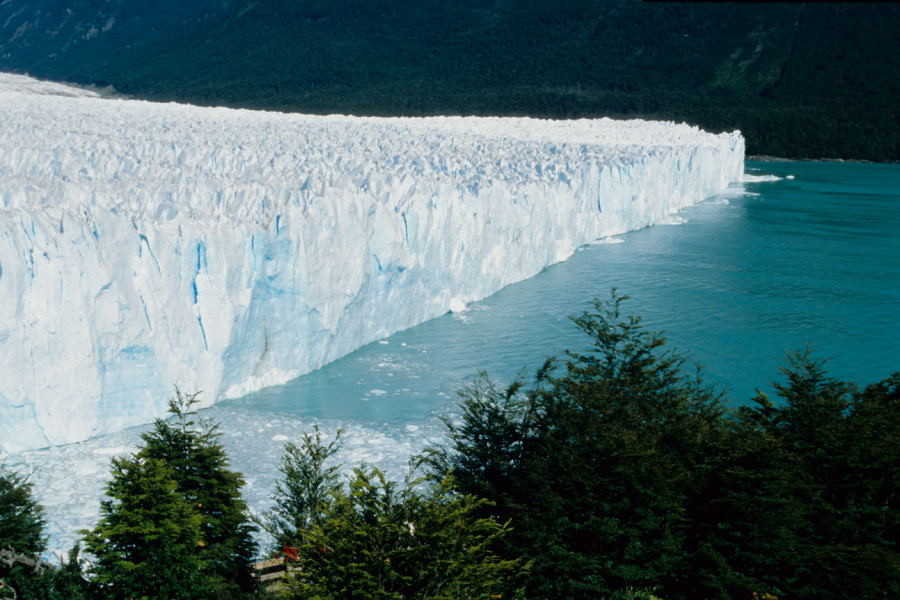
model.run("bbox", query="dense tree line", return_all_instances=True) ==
[433,291,899,599]
[1,292,897,598]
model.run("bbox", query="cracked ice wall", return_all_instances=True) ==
[0,73,744,451]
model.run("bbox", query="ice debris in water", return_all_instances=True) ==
[8,406,445,556]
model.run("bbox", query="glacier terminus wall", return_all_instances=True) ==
[0,73,744,452]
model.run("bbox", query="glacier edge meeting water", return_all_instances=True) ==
[0,72,744,452]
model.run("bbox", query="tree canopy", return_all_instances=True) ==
[0,467,46,556]
[137,390,258,594]
[434,291,899,599]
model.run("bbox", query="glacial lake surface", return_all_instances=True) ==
[8,160,900,555]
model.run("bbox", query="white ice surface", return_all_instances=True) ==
[0,71,744,452]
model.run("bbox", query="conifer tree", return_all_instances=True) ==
[676,413,808,599]
[758,361,900,599]
[1,466,47,599]
[1,468,91,599]
[436,291,726,599]
[844,373,899,548]
[284,464,526,600]
[137,390,258,594]
[82,456,210,600]
[0,466,46,555]
[263,425,344,549]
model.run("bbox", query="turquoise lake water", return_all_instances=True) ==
[12,160,900,553]
[226,160,900,420]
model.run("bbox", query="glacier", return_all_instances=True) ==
[0,72,744,453]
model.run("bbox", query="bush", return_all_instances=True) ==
[267,430,527,599]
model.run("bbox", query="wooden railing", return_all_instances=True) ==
[252,556,301,591]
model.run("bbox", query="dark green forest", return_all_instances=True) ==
[0,0,897,161]
[2,294,898,599]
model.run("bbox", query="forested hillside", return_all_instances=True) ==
[0,0,896,160]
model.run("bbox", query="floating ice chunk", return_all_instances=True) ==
[452,311,473,324]
[448,298,468,313]
[593,236,625,244]
[658,215,688,225]
[741,173,782,182]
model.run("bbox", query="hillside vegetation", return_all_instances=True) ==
[0,0,896,161]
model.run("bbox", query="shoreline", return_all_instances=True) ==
[748,154,897,165]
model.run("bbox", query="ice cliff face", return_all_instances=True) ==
[0,72,744,452]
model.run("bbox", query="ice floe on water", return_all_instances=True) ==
[658,214,689,226]
[593,236,626,244]
[741,173,783,183]
[5,406,445,557]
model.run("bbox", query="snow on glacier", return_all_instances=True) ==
[0,72,744,453]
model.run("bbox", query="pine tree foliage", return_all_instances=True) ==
[0,549,91,600]
[0,469,92,599]
[264,425,344,549]
[677,415,807,599]
[435,291,899,599]
[82,455,210,600]
[844,374,900,548]
[436,291,727,598]
[137,389,258,594]
[0,466,46,556]
[0,467,48,599]
[284,465,527,600]
[742,358,900,599]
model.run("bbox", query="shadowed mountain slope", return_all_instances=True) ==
[1,0,896,160]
